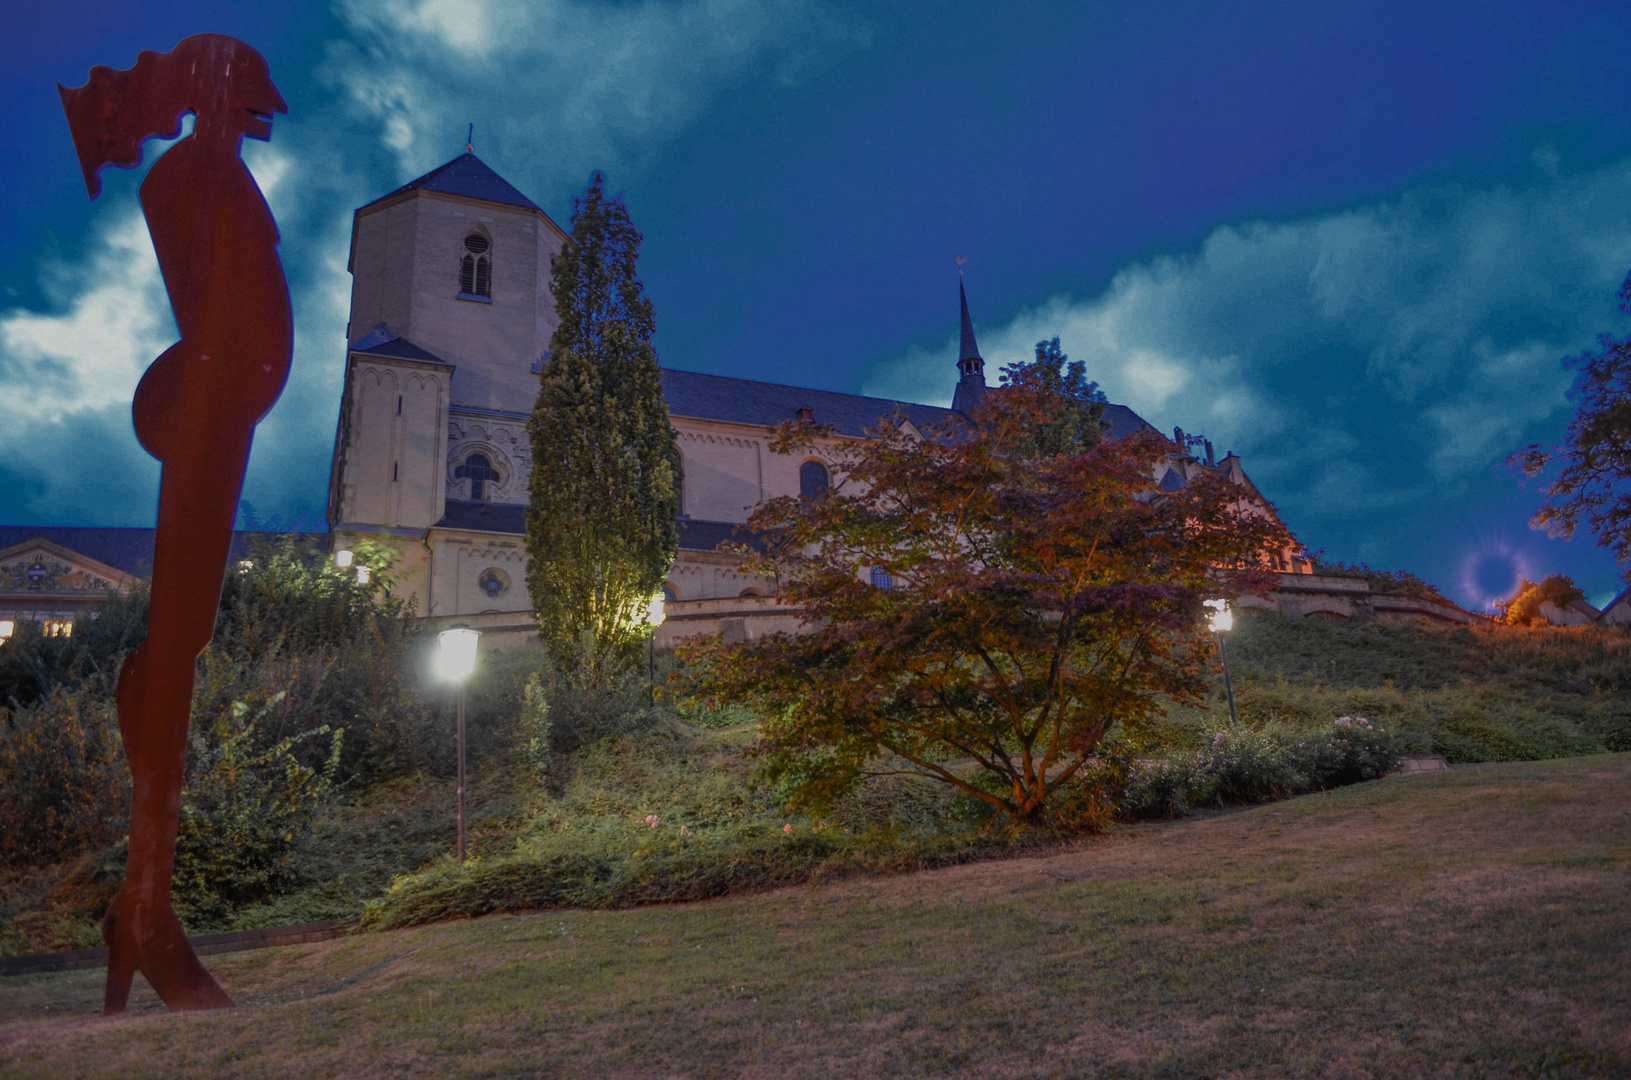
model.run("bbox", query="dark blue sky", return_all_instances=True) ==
[5,0,1631,610]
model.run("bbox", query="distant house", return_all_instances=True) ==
[0,527,319,640]
[1597,587,1631,628]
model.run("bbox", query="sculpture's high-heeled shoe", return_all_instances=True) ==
[102,889,232,1014]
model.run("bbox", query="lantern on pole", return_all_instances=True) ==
[437,624,481,862]
[643,594,667,706]
[1204,599,1238,727]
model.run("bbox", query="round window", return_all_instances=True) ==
[478,567,510,597]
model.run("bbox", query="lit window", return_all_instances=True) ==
[43,619,73,638]
[455,453,501,501]
[0,619,14,642]
[459,234,491,298]
[870,567,893,590]
[800,460,829,500]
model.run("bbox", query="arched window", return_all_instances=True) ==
[739,588,763,597]
[454,453,501,501]
[870,566,893,590]
[799,460,829,500]
[459,234,491,298]
[662,584,678,602]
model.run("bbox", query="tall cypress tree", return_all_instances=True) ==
[526,173,681,684]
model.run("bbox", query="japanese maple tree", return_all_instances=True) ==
[682,357,1291,825]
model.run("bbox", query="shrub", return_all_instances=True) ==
[1114,718,1400,819]
[0,683,128,867]
[520,673,552,782]
[173,687,343,927]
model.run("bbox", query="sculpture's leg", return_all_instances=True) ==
[103,644,233,1013]
[103,430,248,1014]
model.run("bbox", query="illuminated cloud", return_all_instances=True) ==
[324,0,873,187]
[867,156,1631,537]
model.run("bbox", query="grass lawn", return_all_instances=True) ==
[1,754,1627,1079]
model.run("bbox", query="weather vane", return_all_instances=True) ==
[467,122,474,153]
[59,33,292,1015]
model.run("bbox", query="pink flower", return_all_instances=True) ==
[679,825,691,836]
[783,824,794,834]
[1212,732,1228,748]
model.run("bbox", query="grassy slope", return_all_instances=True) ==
[2,754,1627,1079]
[1150,613,1631,759]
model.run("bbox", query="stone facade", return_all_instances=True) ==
[324,153,1318,650]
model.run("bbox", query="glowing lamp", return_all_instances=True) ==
[437,624,480,682]
[356,565,371,585]
[334,549,354,569]
[0,619,14,642]
[644,594,667,627]
[1204,598,1233,633]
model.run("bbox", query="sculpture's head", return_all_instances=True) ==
[59,34,287,198]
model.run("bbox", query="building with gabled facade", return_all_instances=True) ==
[323,153,1320,648]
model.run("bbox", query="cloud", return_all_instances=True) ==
[1,0,865,528]
[323,0,872,188]
[0,213,173,425]
[866,157,1631,547]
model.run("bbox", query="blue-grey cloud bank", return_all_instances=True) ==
[5,0,1631,613]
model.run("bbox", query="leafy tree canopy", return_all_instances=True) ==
[1501,574,1588,627]
[1001,336,1109,459]
[527,173,681,685]
[1511,272,1631,578]
[682,353,1291,824]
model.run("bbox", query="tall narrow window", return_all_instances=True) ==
[459,234,491,298]
[455,453,500,501]
[799,460,829,500]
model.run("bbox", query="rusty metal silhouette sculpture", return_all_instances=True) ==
[59,35,291,1014]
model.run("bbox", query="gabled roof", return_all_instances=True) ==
[0,537,135,590]
[0,528,324,578]
[360,153,544,214]
[350,324,447,365]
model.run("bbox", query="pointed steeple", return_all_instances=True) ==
[952,277,987,414]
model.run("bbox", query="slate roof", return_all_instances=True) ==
[662,369,957,438]
[360,153,544,214]
[349,324,447,364]
[677,519,768,554]
[0,528,325,578]
[661,368,1156,441]
[432,502,765,554]
[958,280,983,363]
[436,500,525,535]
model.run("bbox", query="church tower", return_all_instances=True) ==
[951,278,987,414]
[327,153,570,617]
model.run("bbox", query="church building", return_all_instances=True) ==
[324,154,1311,648]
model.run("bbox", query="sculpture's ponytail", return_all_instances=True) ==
[58,35,273,198]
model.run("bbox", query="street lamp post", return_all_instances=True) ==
[643,595,667,706]
[1204,598,1238,728]
[437,624,481,862]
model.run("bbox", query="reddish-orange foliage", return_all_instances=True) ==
[682,365,1291,824]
